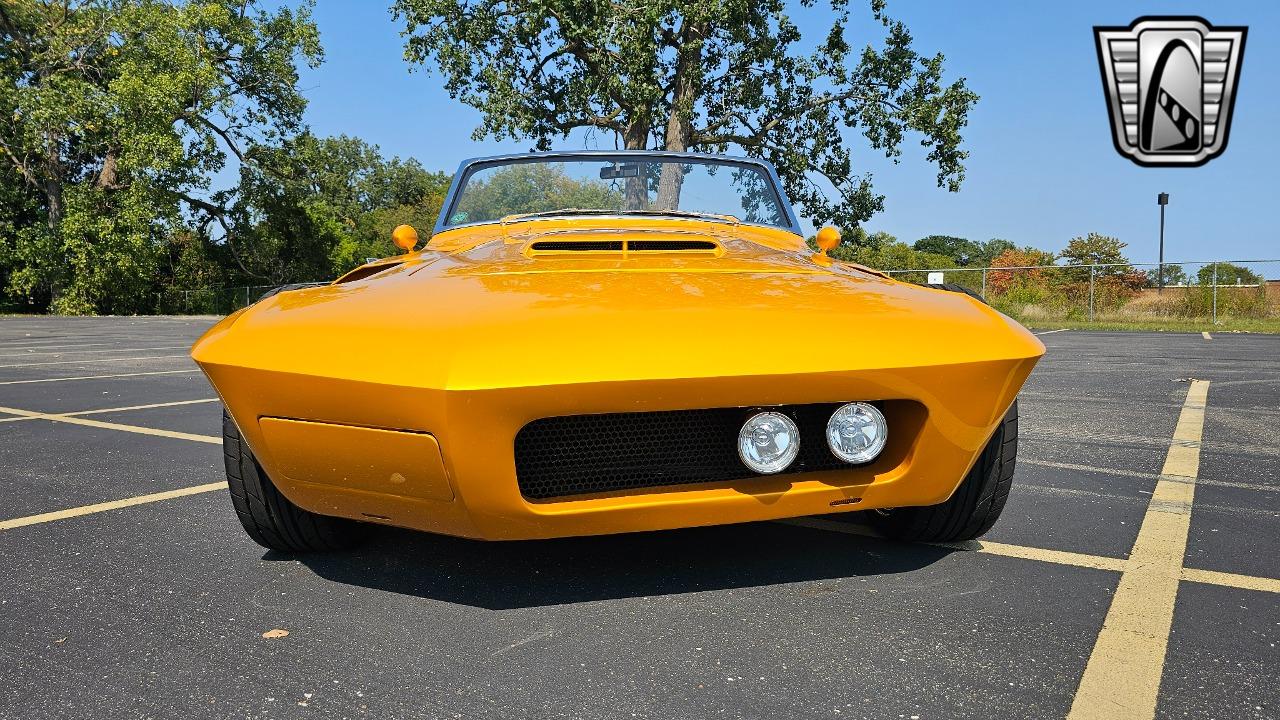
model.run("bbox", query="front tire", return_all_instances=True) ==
[223,410,364,552]
[867,400,1018,542]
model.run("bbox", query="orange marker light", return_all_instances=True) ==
[392,225,419,253]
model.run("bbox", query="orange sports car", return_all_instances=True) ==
[191,151,1044,552]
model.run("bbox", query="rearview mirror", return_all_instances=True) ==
[600,163,641,180]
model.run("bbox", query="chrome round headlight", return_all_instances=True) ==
[737,411,800,474]
[826,402,888,464]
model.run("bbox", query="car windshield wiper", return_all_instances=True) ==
[615,209,741,224]
[501,208,741,224]
[500,209,616,222]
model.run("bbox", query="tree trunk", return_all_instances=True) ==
[622,118,649,210]
[44,131,63,230]
[96,150,119,190]
[654,28,702,211]
[45,177,63,230]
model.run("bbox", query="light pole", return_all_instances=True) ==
[1157,192,1169,293]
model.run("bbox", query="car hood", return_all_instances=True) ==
[192,221,1044,391]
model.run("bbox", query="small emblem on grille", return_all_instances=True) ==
[1094,16,1247,166]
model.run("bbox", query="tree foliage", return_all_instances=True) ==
[1058,232,1146,291]
[912,235,972,264]
[1198,262,1263,287]
[230,133,450,283]
[972,238,1014,267]
[450,163,622,225]
[818,230,952,271]
[908,235,1017,268]
[985,246,1056,295]
[1059,232,1131,274]
[0,0,321,312]
[1150,263,1187,287]
[393,0,978,232]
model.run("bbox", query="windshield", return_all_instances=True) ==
[443,156,793,231]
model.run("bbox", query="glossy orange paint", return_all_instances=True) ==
[191,216,1044,540]
[815,226,841,253]
[391,224,419,253]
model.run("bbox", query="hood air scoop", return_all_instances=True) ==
[524,230,721,257]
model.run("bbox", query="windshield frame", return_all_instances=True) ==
[433,151,802,236]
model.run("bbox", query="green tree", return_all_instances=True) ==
[0,160,44,310]
[819,230,952,271]
[1059,232,1133,278]
[393,0,978,230]
[1197,262,1263,287]
[1150,263,1188,287]
[450,163,622,226]
[973,238,1015,267]
[156,228,228,312]
[913,235,976,265]
[231,133,451,283]
[0,0,321,312]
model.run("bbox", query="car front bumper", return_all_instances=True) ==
[203,356,1037,541]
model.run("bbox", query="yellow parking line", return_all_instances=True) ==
[0,354,189,368]
[0,369,201,385]
[0,482,227,531]
[0,398,218,423]
[781,517,1132,573]
[0,404,220,444]
[955,540,1130,573]
[2,434,1276,603]
[1067,380,1209,720]
[1180,567,1280,594]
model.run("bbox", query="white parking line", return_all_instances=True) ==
[1202,331,1212,340]
[1033,328,1068,336]
[0,369,201,385]
[0,344,191,358]
[0,341,126,351]
[0,354,190,369]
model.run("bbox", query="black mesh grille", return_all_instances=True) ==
[529,239,716,252]
[530,240,624,251]
[627,240,717,251]
[514,403,858,500]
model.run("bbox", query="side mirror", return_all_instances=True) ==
[392,224,419,254]
[815,226,841,255]
[811,226,841,267]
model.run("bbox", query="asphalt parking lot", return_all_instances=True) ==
[0,317,1276,720]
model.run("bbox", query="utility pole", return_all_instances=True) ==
[1157,192,1169,293]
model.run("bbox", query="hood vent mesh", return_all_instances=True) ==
[530,240,623,252]
[629,240,717,251]
[528,239,718,253]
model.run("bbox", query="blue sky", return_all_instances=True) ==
[293,1,1277,264]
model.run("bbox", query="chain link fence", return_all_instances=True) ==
[882,259,1279,327]
[151,283,328,315]
[152,260,1279,329]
